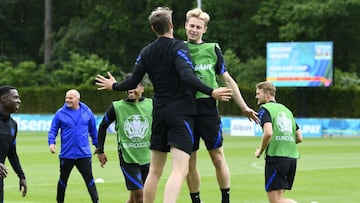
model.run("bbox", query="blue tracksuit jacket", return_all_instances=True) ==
[48,102,98,159]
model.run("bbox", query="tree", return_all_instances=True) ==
[0,61,47,86]
[224,50,266,88]
[253,0,360,73]
[1,0,359,88]
[0,0,45,63]
[200,0,263,60]
[44,0,52,67]
[334,68,360,89]
[51,0,194,73]
[51,52,122,86]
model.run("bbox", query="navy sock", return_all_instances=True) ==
[221,188,230,203]
[190,192,201,203]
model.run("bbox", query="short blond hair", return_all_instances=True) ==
[148,7,173,35]
[256,81,276,97]
[186,8,210,26]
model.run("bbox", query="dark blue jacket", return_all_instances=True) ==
[0,113,25,179]
[48,102,98,159]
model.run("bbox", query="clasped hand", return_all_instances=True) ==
[212,87,233,101]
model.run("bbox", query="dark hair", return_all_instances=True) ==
[148,7,172,35]
[0,85,16,96]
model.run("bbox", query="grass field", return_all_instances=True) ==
[3,132,360,203]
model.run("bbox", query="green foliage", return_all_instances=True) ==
[0,0,44,62]
[0,53,124,88]
[51,19,95,66]
[2,0,359,75]
[253,0,355,40]
[252,0,360,72]
[201,0,263,60]
[334,68,360,89]
[17,85,154,114]
[51,52,123,86]
[1,0,360,118]
[51,0,194,72]
[0,61,47,86]
[15,84,360,118]
[224,49,266,88]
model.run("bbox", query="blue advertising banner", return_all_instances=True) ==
[266,41,333,87]
[12,114,111,132]
[11,114,360,137]
[321,118,360,137]
[263,118,359,137]
[296,118,322,137]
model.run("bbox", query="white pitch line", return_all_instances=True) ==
[251,161,264,170]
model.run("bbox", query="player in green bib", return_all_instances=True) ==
[96,74,152,203]
[255,81,303,203]
[184,8,260,203]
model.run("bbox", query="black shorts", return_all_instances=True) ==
[264,157,297,191]
[150,115,194,155]
[119,152,149,191]
[193,115,223,151]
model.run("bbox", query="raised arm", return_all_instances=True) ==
[95,72,117,90]
[221,72,259,123]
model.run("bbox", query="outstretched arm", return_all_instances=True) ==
[211,87,233,101]
[95,72,117,90]
[96,69,144,91]
[221,72,259,123]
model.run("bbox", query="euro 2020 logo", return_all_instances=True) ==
[275,112,292,134]
[124,114,149,142]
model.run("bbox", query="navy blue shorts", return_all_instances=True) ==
[118,151,149,190]
[193,115,223,151]
[120,163,149,190]
[150,115,194,155]
[265,157,297,191]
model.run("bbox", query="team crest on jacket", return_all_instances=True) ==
[124,114,149,141]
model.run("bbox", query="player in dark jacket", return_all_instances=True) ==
[0,85,27,202]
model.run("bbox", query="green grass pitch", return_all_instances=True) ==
[3,132,360,203]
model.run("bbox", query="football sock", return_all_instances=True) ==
[221,188,230,203]
[190,192,201,203]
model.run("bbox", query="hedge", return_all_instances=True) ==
[17,85,360,118]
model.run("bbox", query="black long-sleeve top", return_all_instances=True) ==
[0,113,25,179]
[112,37,213,116]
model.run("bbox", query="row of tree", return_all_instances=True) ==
[0,0,359,88]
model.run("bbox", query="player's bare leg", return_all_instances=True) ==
[163,147,190,203]
[209,147,230,203]
[267,190,297,203]
[143,150,166,203]
[187,151,201,203]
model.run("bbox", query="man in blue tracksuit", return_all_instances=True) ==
[48,89,99,203]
